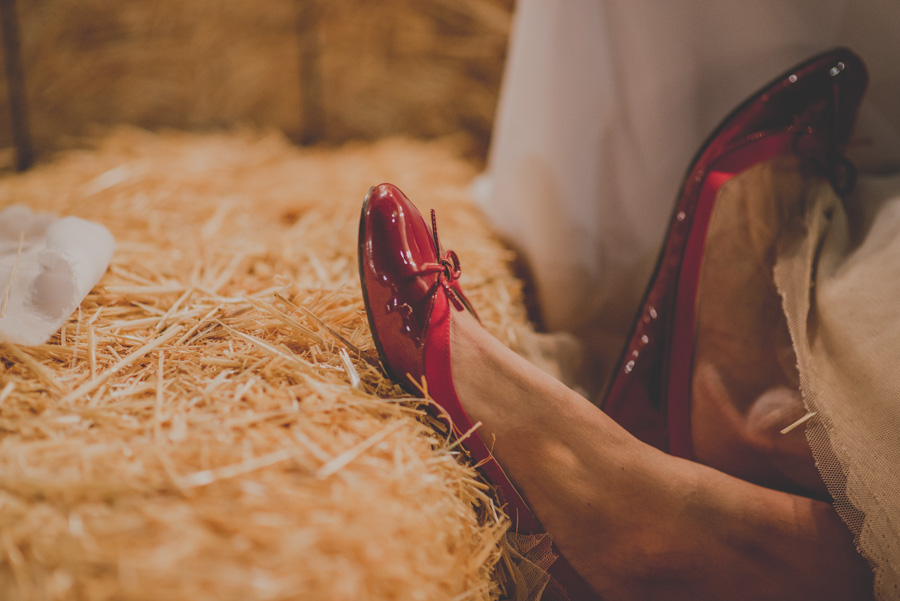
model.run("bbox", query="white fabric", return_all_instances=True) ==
[0,205,114,345]
[478,0,900,368]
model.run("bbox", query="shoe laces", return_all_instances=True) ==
[410,209,465,312]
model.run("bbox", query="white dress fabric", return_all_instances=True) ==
[478,0,900,380]
[478,1,900,598]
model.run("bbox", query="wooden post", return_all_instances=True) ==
[0,0,34,171]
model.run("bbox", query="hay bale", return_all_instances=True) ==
[0,127,549,600]
[0,0,512,163]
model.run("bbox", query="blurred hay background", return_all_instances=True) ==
[0,0,513,165]
[0,2,560,599]
[0,127,573,600]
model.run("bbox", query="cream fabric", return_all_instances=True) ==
[774,169,900,600]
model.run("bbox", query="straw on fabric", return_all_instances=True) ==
[0,127,549,601]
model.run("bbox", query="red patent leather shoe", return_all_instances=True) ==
[601,48,868,459]
[358,184,597,601]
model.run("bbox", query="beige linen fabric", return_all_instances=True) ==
[774,168,900,599]
[717,158,900,599]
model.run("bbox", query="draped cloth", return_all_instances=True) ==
[774,168,900,599]
[477,1,900,598]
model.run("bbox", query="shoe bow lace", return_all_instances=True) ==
[411,209,466,312]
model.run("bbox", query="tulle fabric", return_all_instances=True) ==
[773,167,900,601]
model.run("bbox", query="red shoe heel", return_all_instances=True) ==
[601,47,868,459]
[359,184,597,601]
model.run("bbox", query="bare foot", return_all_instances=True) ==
[448,309,872,601]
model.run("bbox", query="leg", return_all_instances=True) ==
[450,310,873,601]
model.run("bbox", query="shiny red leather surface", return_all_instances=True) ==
[359,183,442,388]
[601,47,868,459]
[359,184,545,531]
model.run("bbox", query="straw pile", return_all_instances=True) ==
[0,127,555,600]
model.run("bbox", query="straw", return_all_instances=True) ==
[0,127,554,601]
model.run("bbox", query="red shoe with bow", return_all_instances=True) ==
[358,184,597,600]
